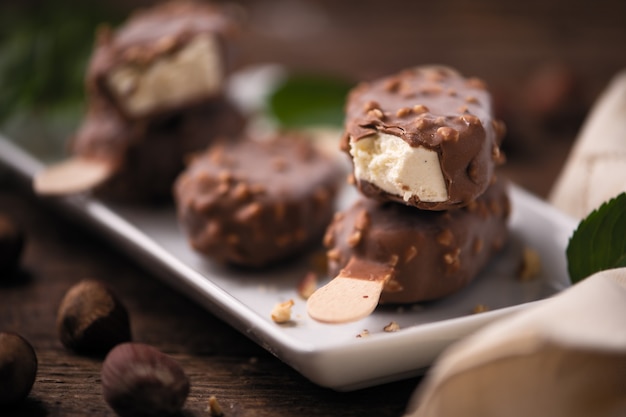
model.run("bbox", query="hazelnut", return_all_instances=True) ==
[57,280,131,355]
[101,342,190,417]
[0,214,25,280]
[0,332,38,405]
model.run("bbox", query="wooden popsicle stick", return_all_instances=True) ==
[307,257,393,324]
[33,157,114,196]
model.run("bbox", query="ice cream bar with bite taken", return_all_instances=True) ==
[341,65,506,211]
[307,177,510,324]
[87,1,240,120]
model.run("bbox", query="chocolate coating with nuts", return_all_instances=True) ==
[87,1,239,119]
[69,97,244,201]
[174,134,343,267]
[324,178,510,303]
[342,65,506,210]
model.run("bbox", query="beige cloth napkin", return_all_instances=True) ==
[549,70,626,218]
[404,268,626,417]
[404,70,626,417]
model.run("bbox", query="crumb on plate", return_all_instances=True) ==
[271,299,294,323]
[383,321,400,332]
[519,247,542,280]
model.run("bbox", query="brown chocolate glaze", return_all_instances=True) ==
[87,1,240,119]
[174,134,344,268]
[341,65,506,210]
[324,177,510,304]
[70,97,244,202]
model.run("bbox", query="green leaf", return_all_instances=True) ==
[566,192,626,283]
[0,3,122,125]
[268,74,354,128]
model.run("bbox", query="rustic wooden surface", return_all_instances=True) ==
[1,0,626,416]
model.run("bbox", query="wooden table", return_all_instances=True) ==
[1,0,625,416]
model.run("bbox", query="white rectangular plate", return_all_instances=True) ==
[0,135,577,391]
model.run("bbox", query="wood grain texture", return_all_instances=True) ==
[1,0,625,415]
[0,180,420,417]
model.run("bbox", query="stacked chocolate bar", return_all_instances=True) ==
[308,66,511,323]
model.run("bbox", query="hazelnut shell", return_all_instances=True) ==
[101,342,190,417]
[57,280,131,355]
[0,332,38,405]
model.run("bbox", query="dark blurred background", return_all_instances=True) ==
[1,0,625,193]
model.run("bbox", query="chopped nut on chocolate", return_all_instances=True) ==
[271,300,294,324]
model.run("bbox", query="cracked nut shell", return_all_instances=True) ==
[57,280,131,355]
[0,332,38,405]
[101,342,190,417]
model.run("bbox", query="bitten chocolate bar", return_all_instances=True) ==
[341,65,506,211]
[87,1,240,120]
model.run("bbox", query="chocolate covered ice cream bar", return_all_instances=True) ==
[307,178,510,323]
[67,96,244,201]
[341,66,506,210]
[174,134,343,267]
[87,1,240,120]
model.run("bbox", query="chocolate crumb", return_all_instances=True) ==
[519,247,541,280]
[356,329,370,338]
[207,395,224,417]
[383,321,400,332]
[271,300,294,323]
[472,304,489,314]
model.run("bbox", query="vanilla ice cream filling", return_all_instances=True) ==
[350,133,448,202]
[107,34,222,117]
